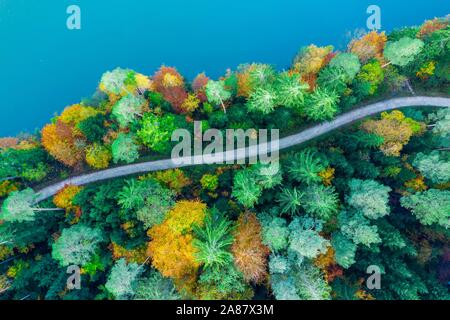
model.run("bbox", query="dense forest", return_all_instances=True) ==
[0,17,449,300]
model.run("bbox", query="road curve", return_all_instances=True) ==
[35,96,450,202]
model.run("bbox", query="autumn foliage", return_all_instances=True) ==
[53,185,83,211]
[416,61,436,80]
[293,45,334,75]
[236,64,256,98]
[349,31,387,63]
[41,120,84,167]
[231,213,270,283]
[59,104,99,129]
[0,137,19,149]
[111,242,148,264]
[318,167,335,186]
[147,200,206,280]
[292,45,335,90]
[145,169,192,194]
[0,180,18,198]
[417,18,448,39]
[152,66,189,113]
[85,143,112,169]
[192,73,209,102]
[53,185,83,221]
[314,247,343,282]
[361,110,424,157]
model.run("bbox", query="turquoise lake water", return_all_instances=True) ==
[0,0,447,136]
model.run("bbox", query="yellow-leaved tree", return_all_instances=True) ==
[147,200,206,281]
[361,110,424,157]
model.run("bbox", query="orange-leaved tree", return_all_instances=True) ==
[314,247,343,282]
[417,18,448,39]
[143,169,191,194]
[152,66,188,113]
[53,185,83,212]
[53,184,83,222]
[192,72,209,102]
[361,110,425,157]
[292,45,335,90]
[110,242,149,264]
[0,138,19,149]
[231,212,270,283]
[349,31,387,63]
[41,120,85,168]
[147,200,207,280]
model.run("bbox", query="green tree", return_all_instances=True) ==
[304,88,339,121]
[400,189,450,228]
[288,217,330,259]
[205,80,232,113]
[317,66,348,95]
[137,113,177,153]
[246,87,278,115]
[20,163,48,182]
[294,264,332,300]
[268,255,291,274]
[52,224,103,267]
[259,213,289,252]
[346,179,391,219]
[253,162,283,189]
[329,53,361,81]
[428,108,450,148]
[301,184,339,221]
[271,263,331,300]
[232,169,262,208]
[197,263,251,300]
[0,147,49,182]
[112,133,140,164]
[384,37,424,67]
[376,219,407,250]
[277,188,303,216]
[136,183,175,229]
[331,232,356,269]
[428,108,450,138]
[100,68,134,95]
[77,114,107,143]
[117,179,147,210]
[105,258,142,299]
[286,149,326,185]
[117,179,175,229]
[134,270,180,300]
[270,275,300,300]
[248,64,276,89]
[275,73,309,110]
[0,209,62,249]
[200,174,219,192]
[412,151,450,184]
[338,210,381,247]
[193,210,235,269]
[112,94,145,128]
[0,188,61,222]
[356,60,384,95]
[347,131,385,150]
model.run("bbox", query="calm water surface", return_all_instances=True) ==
[0,0,447,136]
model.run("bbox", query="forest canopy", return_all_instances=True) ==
[0,17,449,301]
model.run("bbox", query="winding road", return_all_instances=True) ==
[34,96,450,203]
